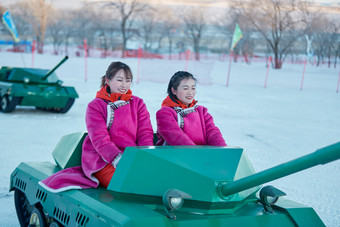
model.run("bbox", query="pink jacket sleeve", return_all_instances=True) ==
[136,98,154,146]
[156,107,196,145]
[85,99,121,163]
[202,107,227,146]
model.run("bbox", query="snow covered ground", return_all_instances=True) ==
[0,52,339,226]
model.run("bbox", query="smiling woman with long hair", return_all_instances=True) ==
[40,62,154,192]
[156,71,226,146]
[82,61,154,188]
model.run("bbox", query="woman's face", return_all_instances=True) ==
[106,69,131,94]
[172,78,196,106]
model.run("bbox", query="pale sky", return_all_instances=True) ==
[1,0,339,9]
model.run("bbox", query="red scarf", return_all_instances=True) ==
[96,85,132,102]
[161,95,197,109]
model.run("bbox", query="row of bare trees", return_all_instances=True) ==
[1,0,339,68]
[218,0,340,68]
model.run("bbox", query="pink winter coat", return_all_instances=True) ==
[156,106,226,146]
[39,96,153,192]
[82,96,154,181]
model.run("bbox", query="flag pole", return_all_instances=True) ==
[336,69,340,93]
[264,56,272,88]
[31,39,36,68]
[185,49,190,71]
[84,38,88,82]
[226,51,233,87]
[300,58,307,91]
[136,45,141,84]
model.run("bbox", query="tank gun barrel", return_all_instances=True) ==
[219,141,340,197]
[42,56,68,80]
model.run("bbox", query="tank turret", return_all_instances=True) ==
[0,56,78,113]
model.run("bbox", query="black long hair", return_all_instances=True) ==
[100,61,133,88]
[167,71,197,102]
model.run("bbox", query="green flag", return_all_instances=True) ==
[230,23,242,51]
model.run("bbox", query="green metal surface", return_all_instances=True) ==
[6,68,59,83]
[10,161,324,226]
[109,146,260,206]
[52,132,87,169]
[9,83,77,107]
[275,199,325,226]
[0,81,12,96]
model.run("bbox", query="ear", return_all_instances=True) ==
[105,78,109,84]
[171,87,176,95]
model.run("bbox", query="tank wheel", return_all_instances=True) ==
[28,207,47,227]
[0,95,21,113]
[49,221,62,227]
[14,189,34,226]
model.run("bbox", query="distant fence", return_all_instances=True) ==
[0,40,32,52]
[2,42,338,67]
[1,46,339,92]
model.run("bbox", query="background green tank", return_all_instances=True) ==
[0,56,78,113]
[9,132,340,226]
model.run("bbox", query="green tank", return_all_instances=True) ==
[0,56,78,113]
[9,132,340,226]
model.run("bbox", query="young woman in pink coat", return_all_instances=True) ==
[82,61,154,188]
[40,62,153,192]
[156,71,226,146]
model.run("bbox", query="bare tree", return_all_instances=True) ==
[324,18,340,68]
[0,3,6,15]
[17,0,54,54]
[215,7,238,49]
[300,3,340,67]
[103,19,121,53]
[215,7,256,63]
[183,7,207,61]
[335,42,340,68]
[301,9,340,67]
[60,10,78,56]
[161,22,178,58]
[8,8,33,43]
[312,18,340,67]
[47,10,67,55]
[139,7,157,52]
[78,5,121,56]
[154,6,181,58]
[235,0,307,69]
[71,6,101,56]
[102,0,147,58]
[89,8,118,57]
